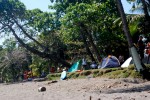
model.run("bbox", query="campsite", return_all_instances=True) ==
[1,0,150,100]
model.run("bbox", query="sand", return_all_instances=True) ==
[0,78,150,100]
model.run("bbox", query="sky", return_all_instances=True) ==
[20,0,53,12]
[19,0,134,14]
[0,0,135,45]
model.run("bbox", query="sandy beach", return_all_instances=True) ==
[0,78,150,100]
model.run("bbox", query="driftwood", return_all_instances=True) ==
[33,78,47,82]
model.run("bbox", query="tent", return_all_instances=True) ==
[121,57,133,68]
[98,55,120,69]
[121,54,150,68]
[68,60,82,72]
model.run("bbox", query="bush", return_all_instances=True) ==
[82,70,92,76]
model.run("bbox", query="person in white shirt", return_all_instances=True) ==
[82,58,87,70]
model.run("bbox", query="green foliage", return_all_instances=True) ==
[0,47,32,82]
[47,73,61,80]
[130,70,141,78]
[1,0,149,80]
[25,9,58,32]
[0,0,26,18]
[30,55,50,77]
[67,72,76,78]
[81,70,92,76]
[59,1,127,58]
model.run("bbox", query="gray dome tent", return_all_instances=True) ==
[98,55,120,69]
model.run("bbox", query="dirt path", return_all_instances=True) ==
[0,78,150,100]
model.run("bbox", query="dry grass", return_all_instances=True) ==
[47,64,150,80]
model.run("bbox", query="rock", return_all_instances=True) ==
[114,97,122,100]
[107,85,111,88]
[38,87,46,92]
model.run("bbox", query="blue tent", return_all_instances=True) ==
[99,56,120,69]
[68,60,82,72]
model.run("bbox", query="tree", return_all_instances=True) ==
[116,0,145,73]
[0,48,32,82]
[127,0,150,34]
[60,1,125,62]
[0,0,71,67]
[127,0,150,18]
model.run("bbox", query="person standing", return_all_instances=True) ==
[60,69,67,80]
[118,54,124,65]
[137,35,145,61]
[82,57,87,70]
[146,42,150,63]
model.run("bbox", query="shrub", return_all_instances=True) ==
[82,70,92,76]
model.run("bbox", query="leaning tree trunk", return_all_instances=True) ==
[79,23,102,63]
[116,0,144,72]
[8,25,71,68]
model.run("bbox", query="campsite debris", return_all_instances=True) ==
[114,97,122,100]
[38,87,46,92]
[33,78,47,82]
[130,98,135,100]
[124,84,127,86]
[47,80,58,84]
[86,75,93,80]
[107,85,111,88]
[99,90,101,93]
[89,96,92,100]
[148,91,150,93]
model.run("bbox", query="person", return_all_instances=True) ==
[118,54,124,65]
[82,57,87,70]
[41,71,46,78]
[137,35,145,61]
[145,42,150,63]
[60,69,67,80]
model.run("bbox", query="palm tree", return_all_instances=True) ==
[127,0,150,18]
[127,0,150,33]
[116,0,144,72]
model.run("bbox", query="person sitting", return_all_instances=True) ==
[60,69,67,80]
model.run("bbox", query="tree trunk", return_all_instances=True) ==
[116,0,144,72]
[80,27,96,61]
[141,0,150,33]
[79,23,102,63]
[14,19,46,49]
[8,25,71,68]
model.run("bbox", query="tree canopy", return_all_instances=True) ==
[0,0,150,81]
